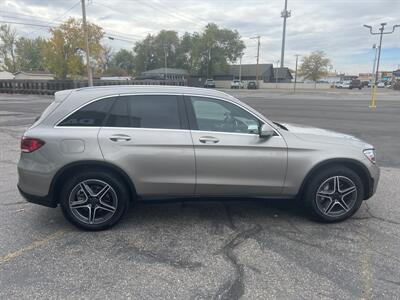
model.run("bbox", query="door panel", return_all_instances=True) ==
[185,95,287,196]
[191,131,287,196]
[99,128,195,196]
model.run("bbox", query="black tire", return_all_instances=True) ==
[60,170,130,230]
[303,166,364,222]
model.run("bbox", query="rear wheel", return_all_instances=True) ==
[303,166,364,222]
[60,170,130,230]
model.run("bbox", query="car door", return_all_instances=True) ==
[98,94,195,197]
[185,95,287,196]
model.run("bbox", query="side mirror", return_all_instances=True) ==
[259,124,275,138]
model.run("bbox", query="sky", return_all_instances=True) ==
[1,0,399,74]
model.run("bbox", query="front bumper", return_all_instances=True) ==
[365,163,380,200]
[18,185,57,208]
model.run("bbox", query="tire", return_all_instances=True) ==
[60,170,130,230]
[303,166,364,222]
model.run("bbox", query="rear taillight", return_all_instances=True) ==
[21,137,45,153]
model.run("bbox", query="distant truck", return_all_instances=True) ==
[230,79,244,89]
[204,79,216,88]
[349,79,362,90]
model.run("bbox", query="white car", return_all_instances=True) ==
[377,82,385,88]
[230,79,243,89]
[341,81,351,89]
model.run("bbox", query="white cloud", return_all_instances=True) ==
[1,0,399,74]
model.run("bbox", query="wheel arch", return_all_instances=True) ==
[297,158,373,200]
[49,160,137,204]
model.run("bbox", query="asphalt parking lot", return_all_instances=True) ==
[0,89,399,299]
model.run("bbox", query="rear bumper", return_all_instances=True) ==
[18,185,57,208]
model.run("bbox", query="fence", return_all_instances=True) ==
[0,79,187,95]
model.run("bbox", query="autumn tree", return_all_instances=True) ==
[0,25,18,73]
[42,18,104,79]
[298,50,331,82]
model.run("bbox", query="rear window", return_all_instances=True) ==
[58,97,115,127]
[105,95,181,129]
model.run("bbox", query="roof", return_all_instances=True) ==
[216,64,273,77]
[142,68,189,75]
[14,71,54,77]
[273,67,293,79]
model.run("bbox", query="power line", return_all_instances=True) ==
[0,20,51,28]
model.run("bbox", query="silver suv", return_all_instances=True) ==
[18,86,380,230]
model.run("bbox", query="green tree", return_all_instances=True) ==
[15,37,46,71]
[0,25,18,73]
[196,23,245,77]
[42,18,104,79]
[111,49,135,75]
[298,50,331,82]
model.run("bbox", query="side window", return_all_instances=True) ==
[190,97,260,134]
[105,98,131,127]
[126,95,181,129]
[58,98,114,127]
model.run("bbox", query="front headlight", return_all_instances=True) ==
[363,149,376,164]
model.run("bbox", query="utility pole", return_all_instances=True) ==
[164,44,168,82]
[294,54,299,93]
[250,36,260,87]
[239,53,243,83]
[275,60,280,88]
[280,0,291,68]
[81,0,93,87]
[364,23,399,109]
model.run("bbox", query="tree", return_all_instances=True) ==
[298,51,330,82]
[42,18,104,79]
[15,37,46,71]
[98,44,113,74]
[198,23,245,77]
[0,25,18,73]
[111,49,135,75]
[131,24,245,76]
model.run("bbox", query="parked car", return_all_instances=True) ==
[349,79,362,90]
[377,82,385,88]
[247,81,258,89]
[334,82,343,88]
[341,81,351,89]
[231,79,243,89]
[18,86,380,230]
[204,79,216,88]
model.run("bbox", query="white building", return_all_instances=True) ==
[0,71,14,79]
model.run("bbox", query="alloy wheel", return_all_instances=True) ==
[68,179,118,225]
[315,176,358,217]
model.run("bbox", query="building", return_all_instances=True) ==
[0,71,14,79]
[138,68,189,81]
[358,73,372,82]
[14,71,54,80]
[272,67,293,83]
[214,64,274,82]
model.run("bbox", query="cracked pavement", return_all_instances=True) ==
[0,90,399,299]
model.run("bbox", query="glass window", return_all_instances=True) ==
[114,95,181,129]
[105,98,131,127]
[58,98,114,127]
[190,97,260,134]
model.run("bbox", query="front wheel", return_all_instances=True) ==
[303,166,364,222]
[60,170,130,230]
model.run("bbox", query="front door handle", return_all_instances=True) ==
[109,134,131,142]
[199,136,219,144]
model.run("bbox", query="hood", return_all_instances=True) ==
[279,122,373,148]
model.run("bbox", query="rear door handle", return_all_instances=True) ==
[199,136,219,144]
[109,134,131,142]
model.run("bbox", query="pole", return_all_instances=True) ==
[275,60,279,88]
[239,54,242,83]
[370,44,378,98]
[81,0,93,87]
[164,44,168,82]
[294,54,299,93]
[256,36,260,87]
[364,22,399,109]
[280,0,291,68]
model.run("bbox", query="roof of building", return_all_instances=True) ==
[215,64,273,77]
[14,71,54,77]
[273,67,293,79]
[142,68,189,75]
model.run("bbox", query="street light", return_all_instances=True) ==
[363,22,399,109]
